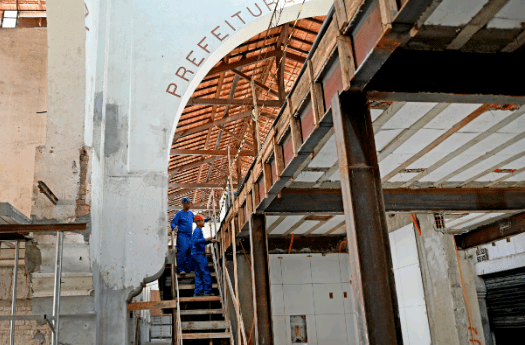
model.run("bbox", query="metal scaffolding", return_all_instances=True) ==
[0,223,86,345]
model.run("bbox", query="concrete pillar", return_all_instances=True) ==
[249,214,272,345]
[415,214,486,345]
[331,91,402,345]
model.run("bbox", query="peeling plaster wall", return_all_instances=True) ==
[0,29,47,218]
[31,0,87,222]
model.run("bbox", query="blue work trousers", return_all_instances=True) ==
[176,233,194,273]
[193,253,212,295]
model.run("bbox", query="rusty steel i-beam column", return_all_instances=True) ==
[332,92,402,345]
[249,214,272,345]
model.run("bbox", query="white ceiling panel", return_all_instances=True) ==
[450,155,515,181]
[505,171,525,182]
[370,108,384,122]
[379,153,414,177]
[375,129,404,152]
[476,172,510,182]
[327,169,340,181]
[389,173,421,182]
[496,137,525,155]
[425,103,482,130]
[452,213,505,229]
[266,216,280,229]
[445,213,480,227]
[418,154,482,182]
[295,171,325,182]
[271,215,304,235]
[331,227,346,235]
[498,113,525,134]
[463,133,517,154]
[292,220,320,235]
[460,109,515,133]
[382,102,437,130]
[393,129,445,154]
[425,0,490,26]
[309,134,337,168]
[311,215,346,235]
[487,0,525,29]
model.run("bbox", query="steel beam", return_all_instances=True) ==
[332,91,402,345]
[264,188,525,213]
[455,212,525,249]
[248,214,273,345]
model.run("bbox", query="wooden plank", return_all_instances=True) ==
[170,149,256,157]
[0,223,87,234]
[127,300,178,311]
[178,283,217,290]
[381,104,491,183]
[181,333,232,339]
[251,78,262,153]
[179,309,223,315]
[288,101,303,159]
[187,97,282,108]
[378,0,397,27]
[337,35,356,91]
[344,0,367,27]
[447,0,511,50]
[177,272,217,278]
[334,0,348,31]
[308,60,325,125]
[181,321,230,330]
[179,295,221,302]
[311,17,338,78]
[290,68,311,116]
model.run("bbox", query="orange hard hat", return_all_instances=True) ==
[194,214,205,222]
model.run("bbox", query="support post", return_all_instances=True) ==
[331,91,402,345]
[249,214,272,345]
[9,240,20,345]
[51,231,64,345]
[231,219,242,344]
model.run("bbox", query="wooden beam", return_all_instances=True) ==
[455,212,525,249]
[207,51,280,76]
[447,0,511,50]
[168,183,227,189]
[381,104,491,183]
[0,223,87,234]
[0,4,45,10]
[174,110,253,140]
[264,188,525,213]
[250,79,262,153]
[170,149,256,157]
[502,30,525,53]
[187,97,282,108]
[127,300,178,311]
[169,157,219,173]
[230,69,279,97]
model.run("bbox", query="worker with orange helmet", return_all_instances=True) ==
[192,214,218,297]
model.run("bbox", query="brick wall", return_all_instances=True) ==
[0,301,52,345]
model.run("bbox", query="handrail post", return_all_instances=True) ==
[9,240,20,345]
[51,231,64,345]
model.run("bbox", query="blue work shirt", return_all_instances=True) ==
[191,226,210,255]
[171,210,194,235]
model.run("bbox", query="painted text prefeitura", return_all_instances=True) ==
[166,0,296,98]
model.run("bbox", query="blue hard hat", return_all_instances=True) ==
[181,197,191,204]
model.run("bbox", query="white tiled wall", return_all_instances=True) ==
[478,232,525,260]
[389,224,432,345]
[269,253,356,345]
[270,225,432,345]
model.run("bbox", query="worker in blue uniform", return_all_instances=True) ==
[170,197,195,275]
[192,214,218,297]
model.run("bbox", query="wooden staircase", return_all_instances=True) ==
[173,252,233,344]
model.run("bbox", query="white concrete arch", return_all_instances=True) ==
[84,1,331,343]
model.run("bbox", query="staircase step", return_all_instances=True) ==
[181,332,232,339]
[179,283,218,290]
[174,263,213,269]
[179,296,221,302]
[181,320,229,330]
[180,309,223,315]
[178,272,216,278]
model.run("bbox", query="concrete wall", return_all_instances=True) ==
[0,29,47,218]
[269,253,358,345]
